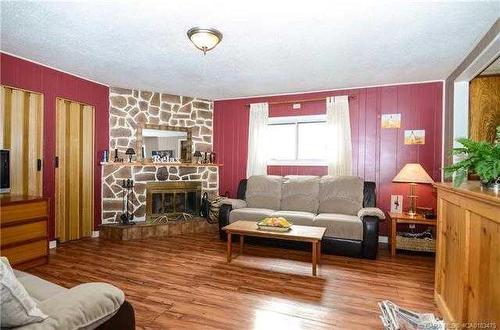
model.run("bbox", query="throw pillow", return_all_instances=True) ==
[0,257,48,327]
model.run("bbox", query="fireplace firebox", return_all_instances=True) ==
[146,181,202,222]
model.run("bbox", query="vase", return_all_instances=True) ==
[481,180,500,192]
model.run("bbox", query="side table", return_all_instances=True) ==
[387,212,437,256]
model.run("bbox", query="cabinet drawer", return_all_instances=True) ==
[0,201,48,225]
[2,240,47,265]
[1,220,47,246]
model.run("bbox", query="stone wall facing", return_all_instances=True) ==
[109,87,213,156]
[103,87,216,223]
[102,164,218,223]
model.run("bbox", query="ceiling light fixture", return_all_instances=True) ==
[187,27,223,55]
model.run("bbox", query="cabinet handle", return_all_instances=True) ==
[37,159,42,171]
[55,156,59,168]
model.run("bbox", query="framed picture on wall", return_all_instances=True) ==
[381,113,401,128]
[404,130,425,145]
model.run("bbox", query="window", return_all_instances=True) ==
[267,115,328,165]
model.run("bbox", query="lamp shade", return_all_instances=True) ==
[393,163,434,184]
[193,151,202,157]
[125,148,136,155]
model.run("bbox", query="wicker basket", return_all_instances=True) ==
[396,235,436,252]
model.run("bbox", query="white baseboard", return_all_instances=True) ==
[49,240,57,249]
[378,236,388,243]
[92,231,99,238]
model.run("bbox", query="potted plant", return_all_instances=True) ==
[445,126,500,191]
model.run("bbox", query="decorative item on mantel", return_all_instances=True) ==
[193,151,202,164]
[125,148,136,163]
[101,150,109,163]
[113,148,123,162]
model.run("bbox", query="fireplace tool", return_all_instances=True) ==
[120,179,135,225]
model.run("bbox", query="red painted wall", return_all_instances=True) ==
[213,82,443,235]
[0,53,109,240]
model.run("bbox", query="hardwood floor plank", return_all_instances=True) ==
[28,232,437,329]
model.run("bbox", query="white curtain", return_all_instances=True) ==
[246,102,269,178]
[326,95,352,176]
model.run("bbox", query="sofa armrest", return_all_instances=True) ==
[36,283,125,330]
[357,207,385,220]
[221,198,247,210]
[218,204,232,240]
[361,215,379,259]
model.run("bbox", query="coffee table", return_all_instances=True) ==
[222,220,326,276]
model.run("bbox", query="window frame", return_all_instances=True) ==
[267,114,328,166]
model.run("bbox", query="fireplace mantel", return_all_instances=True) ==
[100,162,223,167]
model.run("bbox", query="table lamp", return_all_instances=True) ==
[125,148,136,163]
[393,163,434,216]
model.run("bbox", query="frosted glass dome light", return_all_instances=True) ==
[187,27,223,55]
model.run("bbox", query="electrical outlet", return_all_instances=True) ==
[391,195,403,213]
[292,103,301,109]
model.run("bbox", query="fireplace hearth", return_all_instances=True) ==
[146,181,201,222]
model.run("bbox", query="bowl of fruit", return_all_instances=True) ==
[257,217,293,232]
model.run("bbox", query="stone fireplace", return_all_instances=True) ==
[146,181,201,222]
[101,87,217,224]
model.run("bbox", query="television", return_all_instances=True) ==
[0,149,10,193]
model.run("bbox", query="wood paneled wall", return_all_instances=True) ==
[0,53,109,241]
[214,82,443,235]
[55,98,94,242]
[0,85,43,195]
[469,75,500,142]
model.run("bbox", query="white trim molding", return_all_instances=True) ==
[0,51,110,87]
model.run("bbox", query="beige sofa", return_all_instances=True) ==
[219,175,383,258]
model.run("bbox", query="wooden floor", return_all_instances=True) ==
[29,233,437,329]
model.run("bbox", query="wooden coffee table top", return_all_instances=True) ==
[223,220,326,242]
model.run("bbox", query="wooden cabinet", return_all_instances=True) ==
[0,195,49,269]
[434,183,499,325]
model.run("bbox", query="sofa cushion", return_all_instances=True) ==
[18,283,125,330]
[271,211,315,226]
[220,198,247,209]
[319,176,364,215]
[229,208,275,223]
[0,257,48,328]
[246,175,283,210]
[280,176,320,213]
[14,270,66,303]
[313,213,363,240]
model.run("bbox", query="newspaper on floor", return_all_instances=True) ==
[378,300,445,330]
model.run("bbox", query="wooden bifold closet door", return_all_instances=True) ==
[55,98,94,242]
[0,85,43,196]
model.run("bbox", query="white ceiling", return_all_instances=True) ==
[1,1,499,100]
